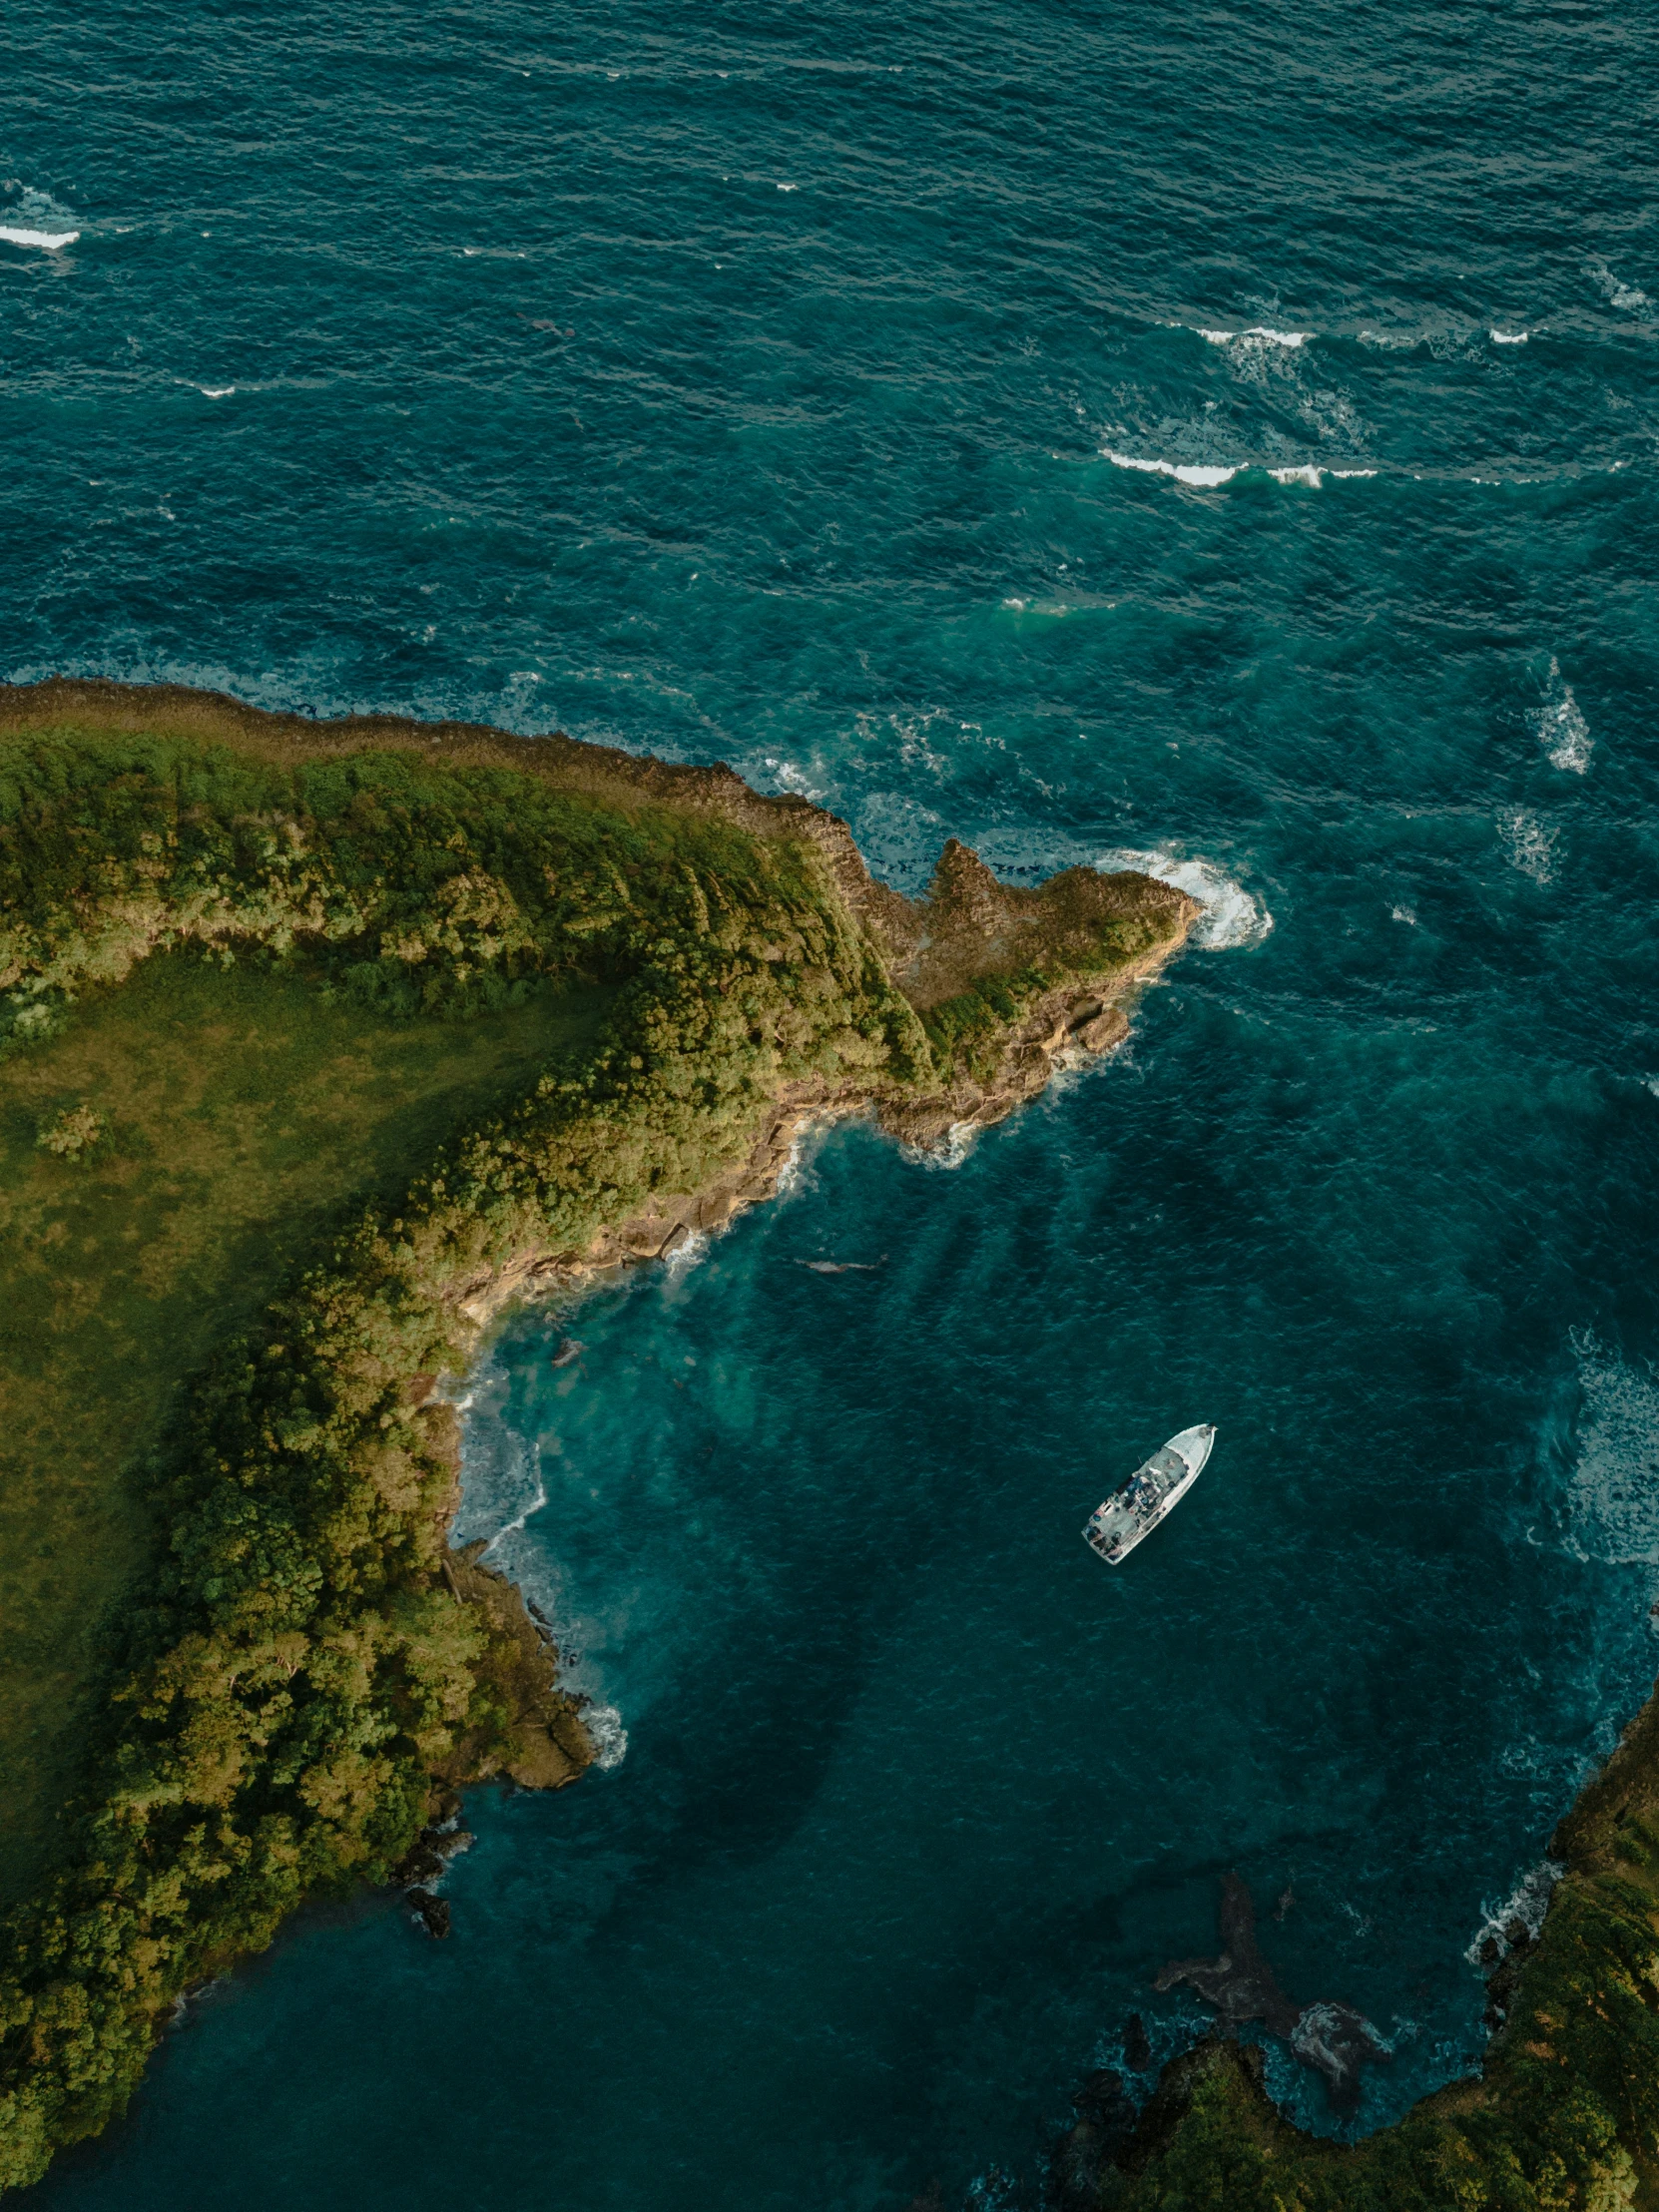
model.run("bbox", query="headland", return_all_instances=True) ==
[0,678,1194,2191]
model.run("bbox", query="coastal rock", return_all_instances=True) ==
[1046,2069,1138,2212]
[407,1890,451,1939]
[1290,2001,1388,2110]
[1155,1873,1301,2039]
[1156,1875,1387,2109]
[392,1839,445,1888]
[1482,1921,1535,2033]
[1121,2011,1152,2071]
[438,1544,595,1790]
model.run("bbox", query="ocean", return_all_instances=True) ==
[8,0,1659,2202]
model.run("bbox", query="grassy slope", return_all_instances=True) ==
[0,958,609,1904]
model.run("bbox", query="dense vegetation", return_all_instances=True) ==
[0,694,1193,2193]
[3,693,1652,2210]
[0,720,924,2186]
[0,956,610,1904]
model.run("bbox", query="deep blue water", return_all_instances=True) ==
[9,1,1659,2203]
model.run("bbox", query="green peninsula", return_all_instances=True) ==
[0,679,1193,2191]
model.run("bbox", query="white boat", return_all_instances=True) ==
[1083,1424,1215,1564]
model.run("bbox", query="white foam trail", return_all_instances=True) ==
[1197,325,1311,348]
[1465,1859,1563,1963]
[1497,808,1557,884]
[1103,450,1240,487]
[1490,329,1529,344]
[1096,847,1273,949]
[200,386,235,398]
[1104,450,1374,490]
[1390,904,1416,925]
[1562,1332,1659,1566]
[1529,658,1592,774]
[0,225,78,250]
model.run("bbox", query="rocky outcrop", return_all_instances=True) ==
[1155,1874,1388,2110]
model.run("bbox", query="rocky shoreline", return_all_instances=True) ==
[414,878,1196,1862]
[0,680,1205,2187]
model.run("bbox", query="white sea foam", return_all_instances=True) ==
[1104,450,1373,490]
[663,1227,709,1276]
[0,224,79,250]
[1197,324,1311,348]
[1498,807,1557,884]
[1103,450,1240,487]
[200,386,235,398]
[761,754,825,800]
[1464,1859,1564,1964]
[1096,846,1274,949]
[481,1472,548,1555]
[1529,657,1592,774]
[581,1701,630,1769]
[1561,1332,1659,1567]
[1490,329,1529,344]
[902,1120,981,1171]
[1391,903,1416,925]
[1593,263,1650,312]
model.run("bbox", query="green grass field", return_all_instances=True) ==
[0,955,611,1904]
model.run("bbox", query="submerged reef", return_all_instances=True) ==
[0,679,1193,2192]
[1154,1874,1387,2110]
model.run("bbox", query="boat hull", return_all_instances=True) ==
[1084,1423,1215,1565]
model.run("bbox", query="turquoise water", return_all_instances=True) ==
[10,0,1659,2202]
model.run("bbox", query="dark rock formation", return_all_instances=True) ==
[1121,2011,1152,2072]
[1047,2069,1138,2210]
[1156,1874,1387,2110]
[1482,1919,1535,2033]
[407,1890,451,1939]
[1156,1873,1301,2038]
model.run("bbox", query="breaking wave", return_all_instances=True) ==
[1464,1859,1564,1964]
[901,1120,981,1171]
[582,1702,630,1770]
[0,182,80,251]
[0,224,78,250]
[1103,450,1374,489]
[1096,847,1274,949]
[1196,324,1312,349]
